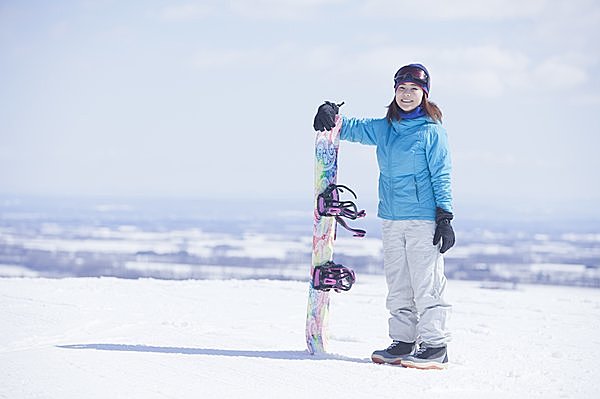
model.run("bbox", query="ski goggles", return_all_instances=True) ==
[394,66,429,89]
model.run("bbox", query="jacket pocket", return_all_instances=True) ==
[413,176,419,202]
[393,175,419,205]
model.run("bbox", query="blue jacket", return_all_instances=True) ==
[341,115,452,220]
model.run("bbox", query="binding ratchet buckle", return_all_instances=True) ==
[312,261,356,292]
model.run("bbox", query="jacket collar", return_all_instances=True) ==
[391,116,432,134]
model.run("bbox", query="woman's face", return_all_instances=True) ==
[395,82,424,112]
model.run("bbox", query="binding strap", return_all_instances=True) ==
[335,216,366,238]
[317,183,366,237]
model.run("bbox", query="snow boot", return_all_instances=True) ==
[371,341,415,365]
[401,344,448,370]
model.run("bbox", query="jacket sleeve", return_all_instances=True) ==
[340,116,379,146]
[425,124,453,214]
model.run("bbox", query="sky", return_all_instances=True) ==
[1,0,599,219]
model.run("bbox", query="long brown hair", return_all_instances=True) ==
[385,94,443,124]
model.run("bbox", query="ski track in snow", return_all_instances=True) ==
[1,276,599,398]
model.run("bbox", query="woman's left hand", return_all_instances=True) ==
[433,207,455,253]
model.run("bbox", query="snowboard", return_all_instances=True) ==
[305,115,342,354]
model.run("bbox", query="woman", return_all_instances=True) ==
[313,63,455,369]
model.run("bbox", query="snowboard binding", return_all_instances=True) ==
[312,261,356,292]
[317,184,366,237]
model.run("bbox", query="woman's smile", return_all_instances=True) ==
[395,82,424,112]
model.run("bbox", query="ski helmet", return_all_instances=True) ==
[394,63,430,94]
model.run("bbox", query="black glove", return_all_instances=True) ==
[433,207,455,254]
[313,101,343,131]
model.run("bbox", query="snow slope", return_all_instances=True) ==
[1,275,599,398]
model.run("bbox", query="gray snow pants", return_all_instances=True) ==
[382,219,451,347]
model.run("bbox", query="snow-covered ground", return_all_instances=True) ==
[1,275,599,398]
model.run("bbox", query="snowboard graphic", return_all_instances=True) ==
[305,115,342,354]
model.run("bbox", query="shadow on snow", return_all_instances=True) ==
[57,343,370,364]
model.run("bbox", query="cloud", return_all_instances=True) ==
[160,3,217,20]
[191,43,349,72]
[228,0,345,19]
[304,43,592,98]
[436,47,590,97]
[192,46,287,69]
[189,41,592,99]
[287,44,529,97]
[151,1,599,101]
[533,59,587,90]
[530,0,600,49]
[360,0,548,20]
[433,46,530,97]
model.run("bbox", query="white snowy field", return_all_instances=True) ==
[1,276,599,399]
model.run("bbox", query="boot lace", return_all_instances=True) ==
[387,341,404,350]
[413,345,428,356]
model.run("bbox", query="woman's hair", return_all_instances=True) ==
[385,94,443,124]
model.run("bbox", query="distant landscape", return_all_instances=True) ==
[1,196,599,288]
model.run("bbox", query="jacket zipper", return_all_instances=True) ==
[389,140,394,219]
